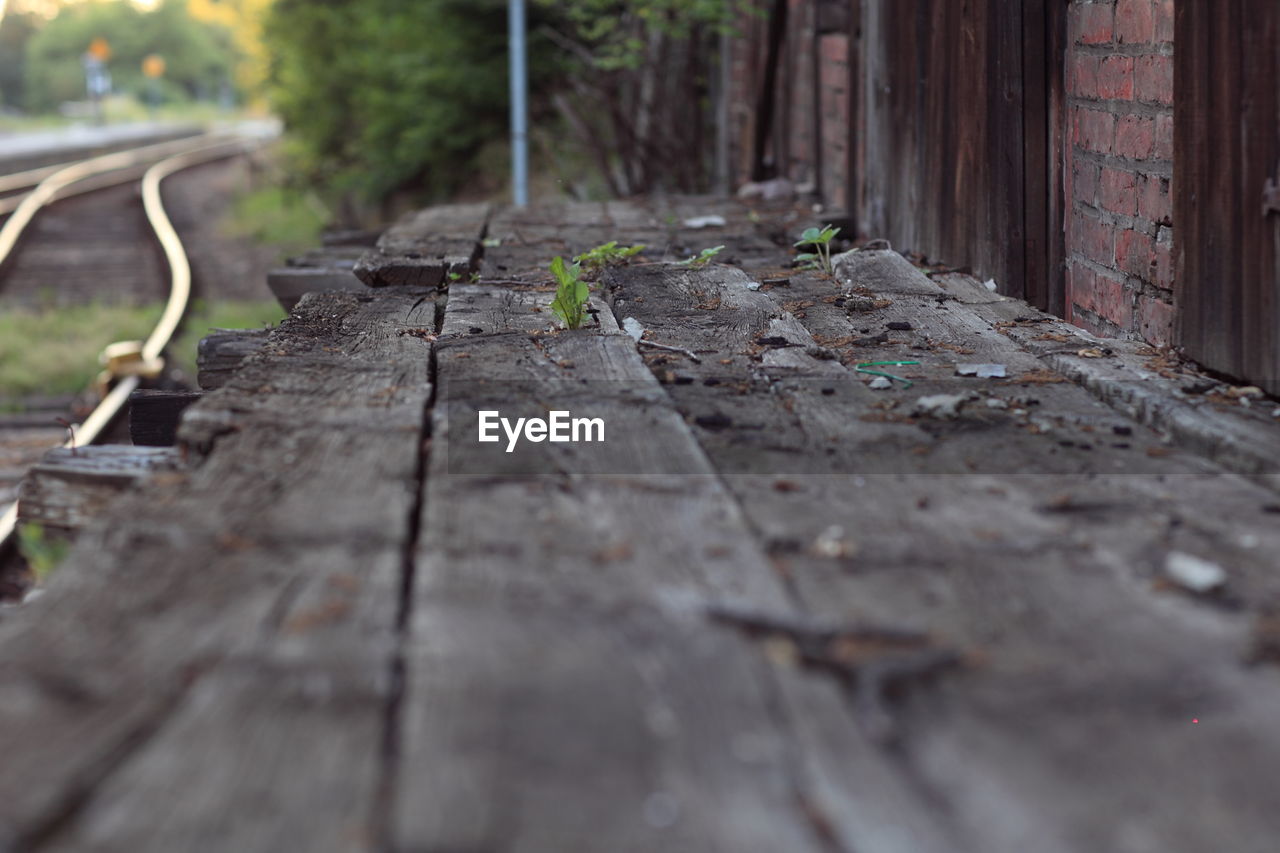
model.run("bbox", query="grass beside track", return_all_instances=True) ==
[0,299,283,405]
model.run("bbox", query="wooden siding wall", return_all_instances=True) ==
[852,0,1031,301]
[1175,0,1280,394]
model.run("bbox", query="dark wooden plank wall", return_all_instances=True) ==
[1175,0,1280,394]
[735,1,1071,312]
[854,0,1027,298]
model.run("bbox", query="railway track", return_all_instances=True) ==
[0,132,261,568]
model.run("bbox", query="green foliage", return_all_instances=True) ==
[533,0,751,196]
[0,299,282,401]
[262,0,557,208]
[549,256,590,330]
[0,302,161,398]
[24,0,239,112]
[681,245,725,268]
[544,0,741,71]
[16,523,69,582]
[170,299,284,377]
[222,185,328,261]
[0,10,39,110]
[794,225,841,274]
[574,241,645,272]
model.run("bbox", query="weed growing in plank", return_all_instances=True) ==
[549,256,591,329]
[16,523,68,582]
[575,241,645,272]
[681,245,725,268]
[794,225,841,274]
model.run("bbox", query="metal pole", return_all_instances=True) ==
[714,28,731,196]
[509,0,529,207]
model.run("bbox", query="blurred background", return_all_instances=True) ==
[0,0,755,568]
[1,0,748,225]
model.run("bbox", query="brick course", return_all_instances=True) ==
[1065,0,1174,344]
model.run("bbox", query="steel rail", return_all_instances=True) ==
[0,132,227,219]
[0,131,210,197]
[0,137,256,556]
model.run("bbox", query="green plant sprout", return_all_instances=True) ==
[681,245,725,268]
[574,241,645,272]
[794,225,841,274]
[549,256,591,329]
[16,523,68,582]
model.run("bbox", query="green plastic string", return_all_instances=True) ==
[855,360,920,389]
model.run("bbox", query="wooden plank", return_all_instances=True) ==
[17,446,182,530]
[1175,0,1280,393]
[604,258,1280,851]
[394,275,963,851]
[1043,0,1069,319]
[0,289,435,848]
[286,246,366,268]
[1021,0,1048,310]
[482,200,670,281]
[834,248,944,295]
[480,199,785,281]
[396,600,827,853]
[128,389,202,446]
[196,329,270,391]
[441,282,620,336]
[49,656,390,853]
[267,267,363,312]
[320,228,380,248]
[852,1,1027,296]
[354,202,490,288]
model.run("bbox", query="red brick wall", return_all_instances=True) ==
[1064,0,1175,345]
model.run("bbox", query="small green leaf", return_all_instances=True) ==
[574,241,646,271]
[549,256,590,329]
[681,245,725,267]
[796,227,821,246]
[16,522,68,582]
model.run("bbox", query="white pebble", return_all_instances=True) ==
[1164,551,1226,593]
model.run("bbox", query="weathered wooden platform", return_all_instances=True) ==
[2,199,1280,852]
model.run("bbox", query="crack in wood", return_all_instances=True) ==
[708,603,962,747]
[373,269,447,851]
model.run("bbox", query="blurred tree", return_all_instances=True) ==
[262,0,557,216]
[187,0,272,98]
[24,0,239,112]
[263,0,750,210]
[537,0,749,196]
[0,9,40,110]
